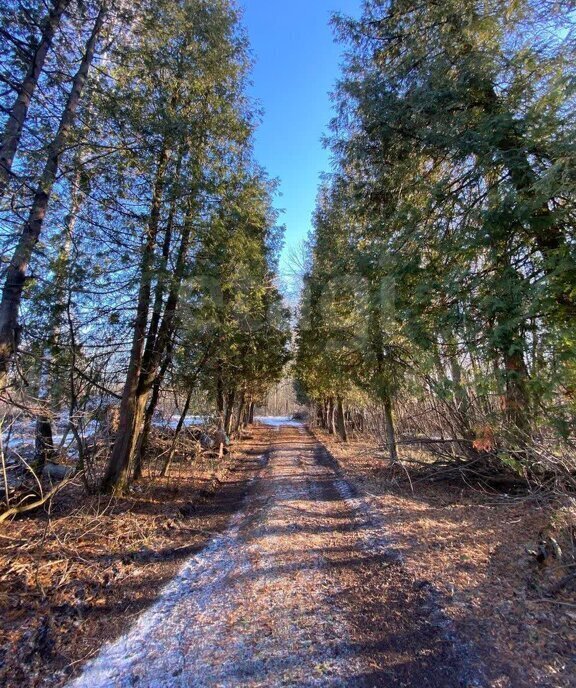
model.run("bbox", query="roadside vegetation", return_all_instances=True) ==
[1,0,575,685]
[0,0,290,514]
[296,0,576,493]
[293,6,576,675]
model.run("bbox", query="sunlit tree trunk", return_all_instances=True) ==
[336,396,347,442]
[327,397,336,435]
[102,143,170,493]
[105,188,199,491]
[234,390,246,435]
[224,390,236,436]
[316,403,324,428]
[133,346,172,481]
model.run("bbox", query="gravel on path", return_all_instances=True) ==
[67,424,484,688]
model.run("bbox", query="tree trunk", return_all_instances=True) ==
[124,165,205,485]
[234,391,246,436]
[138,151,183,374]
[0,4,107,393]
[133,347,172,481]
[383,394,398,463]
[242,396,251,426]
[224,390,236,437]
[160,390,192,478]
[34,413,55,472]
[133,380,161,481]
[0,0,72,196]
[216,369,224,421]
[502,346,530,437]
[248,400,255,424]
[138,196,195,393]
[120,156,197,494]
[104,391,149,492]
[336,396,348,442]
[327,397,336,435]
[102,144,170,493]
[320,399,328,429]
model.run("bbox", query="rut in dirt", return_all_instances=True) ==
[67,422,484,688]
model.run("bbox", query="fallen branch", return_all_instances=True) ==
[0,475,78,524]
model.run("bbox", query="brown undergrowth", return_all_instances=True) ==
[0,427,271,688]
[314,428,576,688]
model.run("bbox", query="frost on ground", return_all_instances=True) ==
[67,424,483,688]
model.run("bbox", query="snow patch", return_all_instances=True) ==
[164,415,206,429]
[254,416,303,428]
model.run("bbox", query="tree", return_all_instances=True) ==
[0,0,72,196]
[185,169,290,439]
[0,1,108,393]
[296,0,576,468]
[101,0,258,492]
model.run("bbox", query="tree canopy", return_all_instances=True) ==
[296,0,576,466]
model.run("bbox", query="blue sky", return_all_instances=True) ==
[240,0,362,277]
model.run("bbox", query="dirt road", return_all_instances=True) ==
[68,422,484,687]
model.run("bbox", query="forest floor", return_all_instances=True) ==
[0,421,574,687]
[0,427,272,688]
[316,427,576,688]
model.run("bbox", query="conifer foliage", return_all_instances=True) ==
[0,0,290,496]
[296,0,576,472]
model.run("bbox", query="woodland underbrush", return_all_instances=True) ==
[315,425,576,686]
[0,424,268,688]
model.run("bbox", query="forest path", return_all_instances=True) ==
[68,423,483,688]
